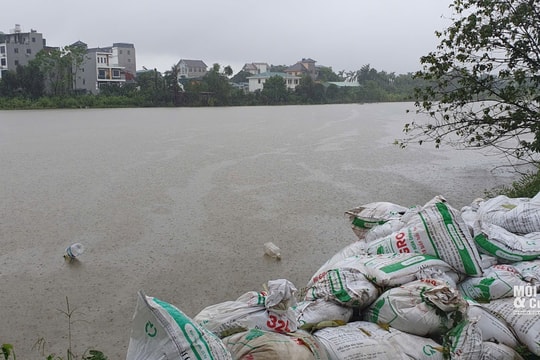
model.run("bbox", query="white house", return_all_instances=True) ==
[247,72,301,92]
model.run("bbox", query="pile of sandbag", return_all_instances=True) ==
[126,194,540,359]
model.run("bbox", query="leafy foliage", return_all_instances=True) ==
[261,75,289,104]
[403,0,540,163]
[1,58,427,108]
[1,344,15,360]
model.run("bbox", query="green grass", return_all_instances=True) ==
[487,167,540,199]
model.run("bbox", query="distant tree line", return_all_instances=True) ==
[0,50,428,109]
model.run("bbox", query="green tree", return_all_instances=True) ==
[65,43,88,93]
[404,0,540,162]
[135,69,168,106]
[0,70,19,97]
[223,65,233,77]
[165,64,182,105]
[17,62,45,99]
[136,68,164,92]
[201,63,233,105]
[357,80,387,102]
[317,66,342,82]
[0,62,44,99]
[33,47,77,96]
[325,83,341,102]
[261,75,288,104]
[33,48,64,95]
[295,75,325,104]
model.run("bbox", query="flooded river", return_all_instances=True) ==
[0,103,517,358]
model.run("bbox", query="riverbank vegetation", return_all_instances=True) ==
[398,0,540,197]
[0,62,426,109]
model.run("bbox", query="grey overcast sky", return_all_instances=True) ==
[1,0,454,75]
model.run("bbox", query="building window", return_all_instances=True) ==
[14,48,19,53]
[26,49,31,55]
[119,50,123,54]
[127,50,130,55]
[98,69,106,79]
[32,37,36,42]
[14,60,19,66]
[112,69,121,78]
[0,46,4,54]
[1,58,6,66]
[128,58,131,63]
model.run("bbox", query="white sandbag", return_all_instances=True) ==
[482,297,540,356]
[512,259,540,285]
[345,201,409,240]
[315,241,368,273]
[473,221,540,262]
[365,196,484,276]
[308,253,458,291]
[313,321,444,360]
[458,264,529,301]
[357,253,460,288]
[194,279,298,338]
[480,342,524,360]
[443,319,483,360]
[363,279,467,336]
[460,198,484,234]
[294,299,353,330]
[223,328,328,360]
[479,254,498,270]
[126,290,232,360]
[304,266,379,308]
[476,193,540,234]
[364,218,408,243]
[467,301,520,348]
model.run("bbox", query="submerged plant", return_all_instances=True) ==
[1,344,15,360]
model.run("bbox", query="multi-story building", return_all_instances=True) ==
[246,72,301,92]
[242,62,269,75]
[73,41,136,94]
[177,59,207,79]
[284,58,319,80]
[102,43,136,81]
[0,24,46,78]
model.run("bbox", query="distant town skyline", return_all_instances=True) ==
[1,0,454,75]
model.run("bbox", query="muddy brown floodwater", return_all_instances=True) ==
[0,103,518,358]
